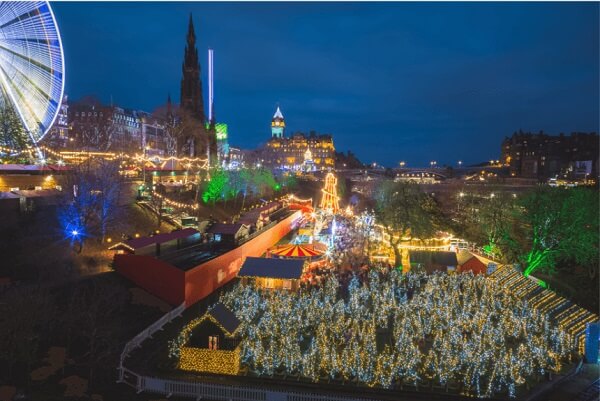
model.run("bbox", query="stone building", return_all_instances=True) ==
[261,106,335,171]
[501,131,598,180]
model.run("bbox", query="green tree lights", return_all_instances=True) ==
[517,187,598,277]
[201,168,284,205]
[201,169,228,204]
[452,187,598,279]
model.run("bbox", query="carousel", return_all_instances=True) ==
[268,242,327,260]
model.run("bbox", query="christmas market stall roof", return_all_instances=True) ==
[0,164,71,174]
[409,251,458,273]
[457,250,487,275]
[0,192,20,199]
[238,257,306,279]
[109,228,198,252]
[456,249,475,265]
[269,243,325,258]
[205,303,241,336]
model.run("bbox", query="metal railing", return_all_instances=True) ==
[118,302,185,381]
[117,303,385,401]
[121,367,384,401]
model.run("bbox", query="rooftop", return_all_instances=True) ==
[0,164,71,173]
[410,251,458,267]
[239,257,305,279]
[207,303,241,336]
[111,228,198,251]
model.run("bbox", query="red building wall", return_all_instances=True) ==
[184,210,302,306]
[114,254,185,305]
[115,210,302,307]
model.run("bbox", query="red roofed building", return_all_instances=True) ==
[457,250,488,275]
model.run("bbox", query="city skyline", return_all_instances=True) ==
[52,2,599,167]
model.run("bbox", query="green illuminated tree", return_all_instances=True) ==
[282,172,298,191]
[517,187,599,276]
[202,169,228,204]
[251,168,277,198]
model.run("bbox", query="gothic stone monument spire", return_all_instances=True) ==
[180,14,206,124]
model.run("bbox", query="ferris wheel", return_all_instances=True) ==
[0,1,65,149]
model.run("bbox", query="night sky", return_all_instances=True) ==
[52,2,599,167]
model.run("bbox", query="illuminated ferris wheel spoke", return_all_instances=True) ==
[0,1,64,150]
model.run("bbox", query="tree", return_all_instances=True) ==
[373,181,440,267]
[251,168,277,198]
[57,158,124,251]
[58,163,98,253]
[516,187,599,277]
[453,188,519,261]
[152,103,208,158]
[202,169,228,204]
[337,177,349,202]
[96,159,124,242]
[0,102,30,150]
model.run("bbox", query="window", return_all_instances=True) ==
[208,335,219,350]
[282,279,292,290]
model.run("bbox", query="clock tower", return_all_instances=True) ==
[271,106,285,138]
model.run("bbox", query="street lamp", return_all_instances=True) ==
[399,161,406,168]
[458,160,462,167]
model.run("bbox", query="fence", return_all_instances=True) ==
[117,303,388,401]
[118,302,185,381]
[120,366,387,401]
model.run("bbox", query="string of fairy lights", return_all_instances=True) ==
[0,145,210,170]
[196,271,576,398]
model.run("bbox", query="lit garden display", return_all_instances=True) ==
[172,269,578,398]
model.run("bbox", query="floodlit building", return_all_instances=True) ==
[261,106,335,171]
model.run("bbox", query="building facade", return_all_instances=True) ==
[44,95,70,149]
[42,95,171,156]
[501,131,599,180]
[262,107,335,171]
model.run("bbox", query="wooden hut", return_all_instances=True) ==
[238,257,306,290]
[178,303,242,375]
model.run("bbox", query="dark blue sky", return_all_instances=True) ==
[52,2,599,167]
